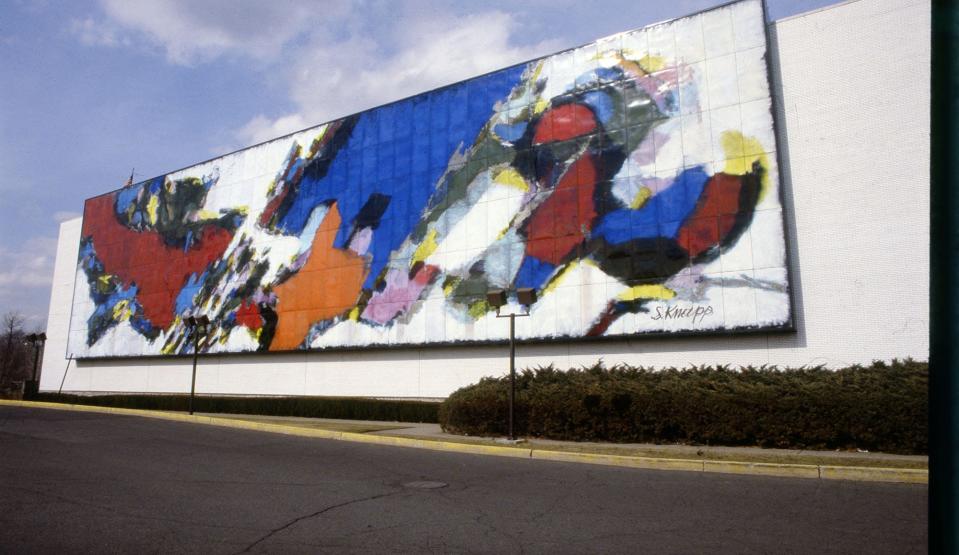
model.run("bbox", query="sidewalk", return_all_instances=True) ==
[1,400,928,484]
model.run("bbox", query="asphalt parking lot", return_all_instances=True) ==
[0,406,926,553]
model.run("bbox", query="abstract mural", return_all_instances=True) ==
[68,0,791,358]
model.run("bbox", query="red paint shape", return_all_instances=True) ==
[533,104,598,145]
[586,301,620,337]
[678,217,719,259]
[82,195,236,330]
[235,300,262,330]
[413,264,440,286]
[676,173,744,258]
[259,186,289,227]
[525,154,598,263]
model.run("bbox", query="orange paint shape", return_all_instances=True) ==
[270,204,366,350]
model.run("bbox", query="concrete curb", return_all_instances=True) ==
[1,400,927,484]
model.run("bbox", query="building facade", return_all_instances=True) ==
[39,0,929,398]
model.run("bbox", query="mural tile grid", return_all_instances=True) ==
[69,0,791,357]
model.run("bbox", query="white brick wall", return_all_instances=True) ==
[38,0,930,398]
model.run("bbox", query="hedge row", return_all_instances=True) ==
[31,393,440,423]
[438,360,927,454]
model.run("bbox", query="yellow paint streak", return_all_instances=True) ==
[443,279,458,297]
[348,307,360,321]
[530,60,545,84]
[630,186,653,209]
[638,54,666,73]
[541,259,603,295]
[533,98,549,116]
[412,229,439,266]
[493,167,529,191]
[146,195,159,225]
[196,209,220,220]
[542,261,578,295]
[616,53,650,77]
[111,300,131,321]
[719,130,770,200]
[618,284,676,302]
[468,300,490,319]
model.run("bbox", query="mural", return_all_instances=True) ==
[68,0,791,358]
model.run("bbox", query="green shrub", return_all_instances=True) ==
[439,359,927,454]
[31,393,439,423]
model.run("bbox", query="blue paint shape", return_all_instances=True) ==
[174,271,205,315]
[148,177,163,194]
[393,100,413,139]
[274,63,525,290]
[493,122,528,142]
[514,256,557,290]
[581,90,614,125]
[593,166,709,244]
[114,184,142,215]
[130,315,154,336]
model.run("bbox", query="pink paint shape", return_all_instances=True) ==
[362,264,439,324]
[348,227,373,256]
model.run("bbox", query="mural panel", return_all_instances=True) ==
[68,0,791,358]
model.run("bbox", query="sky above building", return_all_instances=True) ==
[0,0,840,329]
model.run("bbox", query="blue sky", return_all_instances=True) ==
[0,0,839,329]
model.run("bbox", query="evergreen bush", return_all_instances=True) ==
[438,359,927,454]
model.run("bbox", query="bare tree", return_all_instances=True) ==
[0,311,31,386]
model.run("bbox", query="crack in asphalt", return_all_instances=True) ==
[232,489,404,554]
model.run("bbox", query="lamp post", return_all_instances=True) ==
[24,332,46,396]
[184,315,209,415]
[485,288,537,441]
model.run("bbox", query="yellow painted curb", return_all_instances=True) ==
[0,400,533,460]
[819,465,928,484]
[0,400,927,484]
[347,434,533,459]
[531,449,703,472]
[704,460,820,479]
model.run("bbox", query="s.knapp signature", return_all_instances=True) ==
[651,304,714,325]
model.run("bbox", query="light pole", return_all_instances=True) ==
[184,315,209,415]
[485,288,537,441]
[58,354,74,395]
[24,332,46,396]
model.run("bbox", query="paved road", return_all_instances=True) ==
[0,407,926,554]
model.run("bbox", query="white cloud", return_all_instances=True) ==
[70,16,130,48]
[70,1,563,148]
[93,0,347,65]
[0,236,57,289]
[234,10,562,147]
[235,113,311,147]
[0,235,58,326]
